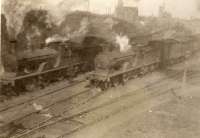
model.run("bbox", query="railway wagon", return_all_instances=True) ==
[89,39,194,91]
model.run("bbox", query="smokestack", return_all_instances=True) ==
[87,0,90,12]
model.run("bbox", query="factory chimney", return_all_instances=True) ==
[117,0,124,8]
[115,0,124,18]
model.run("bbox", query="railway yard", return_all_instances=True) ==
[0,51,200,138]
[1,2,200,138]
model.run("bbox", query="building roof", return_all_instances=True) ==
[122,7,138,12]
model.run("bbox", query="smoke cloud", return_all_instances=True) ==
[1,0,89,36]
[2,0,200,37]
[2,0,33,37]
[47,0,89,25]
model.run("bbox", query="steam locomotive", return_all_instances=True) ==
[0,37,97,95]
[89,38,198,91]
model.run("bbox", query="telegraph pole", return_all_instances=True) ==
[182,60,187,93]
[87,0,90,12]
[182,51,190,93]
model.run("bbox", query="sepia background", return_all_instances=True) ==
[1,0,200,138]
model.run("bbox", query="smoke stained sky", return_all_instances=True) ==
[45,0,200,19]
[1,0,200,19]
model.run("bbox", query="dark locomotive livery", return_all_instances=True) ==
[1,35,199,95]
[1,11,200,96]
[89,38,198,91]
[0,38,96,95]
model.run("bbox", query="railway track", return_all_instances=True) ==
[0,84,90,126]
[10,69,200,138]
[58,71,200,138]
[0,80,85,113]
[58,88,180,138]
[1,60,198,113]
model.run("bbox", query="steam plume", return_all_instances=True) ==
[116,34,131,52]
[2,0,32,37]
[46,17,89,44]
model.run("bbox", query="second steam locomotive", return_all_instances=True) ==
[89,38,198,91]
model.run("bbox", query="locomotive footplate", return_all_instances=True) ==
[89,62,161,91]
[1,62,86,94]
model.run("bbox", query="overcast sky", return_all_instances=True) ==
[1,0,200,19]
[46,0,200,18]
